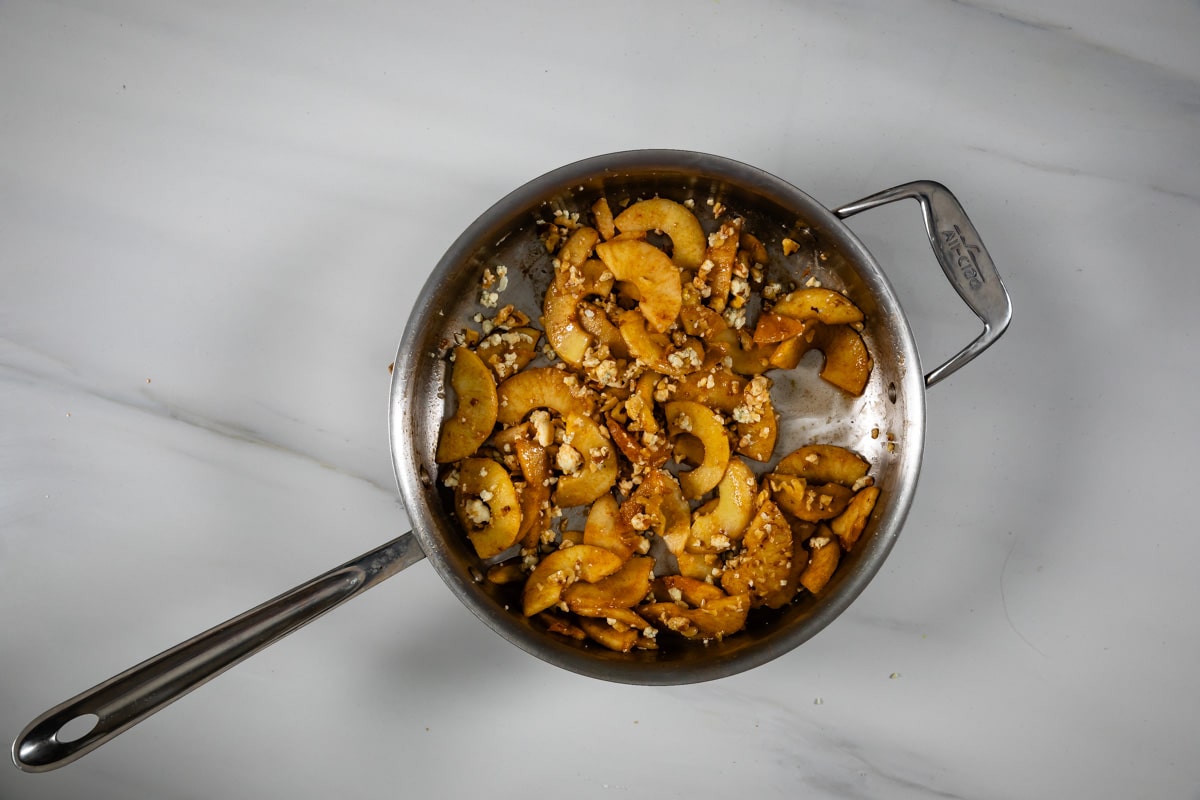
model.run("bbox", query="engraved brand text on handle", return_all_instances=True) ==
[941,225,985,291]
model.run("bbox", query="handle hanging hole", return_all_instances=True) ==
[56,714,99,743]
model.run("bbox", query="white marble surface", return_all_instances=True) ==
[2,1,1198,797]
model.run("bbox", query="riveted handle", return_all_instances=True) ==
[836,181,1012,388]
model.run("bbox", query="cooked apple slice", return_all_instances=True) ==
[767,334,813,370]
[768,474,855,522]
[564,556,654,611]
[485,560,525,585]
[612,197,706,269]
[621,469,691,553]
[538,612,588,641]
[665,400,731,499]
[618,310,704,377]
[799,527,840,594]
[673,367,745,411]
[640,593,750,640]
[435,347,499,463]
[592,197,616,240]
[813,324,872,396]
[709,328,776,376]
[475,327,542,380]
[752,312,810,345]
[605,414,670,471]
[720,498,794,607]
[578,616,640,652]
[656,575,726,607]
[454,457,521,559]
[689,457,756,552]
[773,287,865,325]
[521,544,625,616]
[512,436,551,549]
[543,257,615,366]
[557,226,601,270]
[595,239,683,332]
[583,493,644,561]
[496,366,594,425]
[554,415,618,508]
[776,444,870,488]
[576,301,626,358]
[679,304,728,340]
[831,485,880,550]
[701,220,740,312]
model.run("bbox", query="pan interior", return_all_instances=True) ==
[390,151,925,684]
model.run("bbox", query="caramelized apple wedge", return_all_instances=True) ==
[543,257,614,366]
[665,400,731,499]
[582,493,644,561]
[496,366,594,424]
[776,444,870,488]
[772,287,865,325]
[689,457,756,553]
[454,457,521,559]
[612,197,706,269]
[799,527,841,594]
[813,323,872,396]
[831,485,880,550]
[767,473,855,522]
[564,556,655,612]
[554,415,618,508]
[522,544,625,617]
[641,593,750,641]
[618,310,704,377]
[720,498,794,608]
[595,239,683,332]
[435,347,498,464]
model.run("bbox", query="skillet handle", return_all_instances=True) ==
[12,532,426,773]
[835,181,1012,388]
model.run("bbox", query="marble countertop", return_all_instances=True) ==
[3,1,1198,797]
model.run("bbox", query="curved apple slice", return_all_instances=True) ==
[640,593,750,640]
[664,400,731,499]
[813,324,872,396]
[557,226,601,270]
[767,473,855,522]
[512,436,551,549]
[612,198,706,269]
[831,485,879,550]
[554,415,618,508]
[576,301,627,359]
[496,367,594,425]
[583,493,644,561]
[799,528,840,594]
[521,544,624,616]
[719,498,793,607]
[543,257,615,366]
[563,556,655,611]
[776,444,870,487]
[578,616,639,652]
[435,347,498,463]
[454,457,521,559]
[595,239,682,332]
[618,310,704,377]
[772,287,865,325]
[689,457,756,552]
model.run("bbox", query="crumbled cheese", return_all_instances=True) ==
[531,410,554,447]
[556,443,583,475]
[464,499,490,526]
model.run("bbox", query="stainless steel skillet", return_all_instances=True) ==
[13,149,1011,772]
